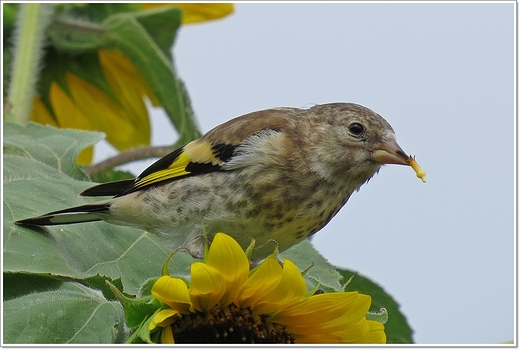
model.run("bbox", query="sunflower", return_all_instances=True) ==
[30,51,154,164]
[147,233,386,344]
[140,3,234,24]
[23,3,234,165]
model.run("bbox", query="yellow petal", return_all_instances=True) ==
[140,3,234,24]
[189,262,226,312]
[176,3,234,23]
[269,292,370,334]
[64,72,150,151]
[74,147,94,166]
[355,320,387,344]
[149,308,179,330]
[272,292,382,344]
[29,97,57,126]
[47,82,95,165]
[270,292,358,321]
[205,232,249,306]
[237,257,283,308]
[310,319,375,343]
[292,331,347,344]
[151,276,191,314]
[253,259,307,315]
[293,323,383,344]
[101,50,160,106]
[49,80,95,131]
[160,323,175,344]
[98,50,155,132]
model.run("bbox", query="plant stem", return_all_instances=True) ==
[6,3,51,124]
[84,146,175,177]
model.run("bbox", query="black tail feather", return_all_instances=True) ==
[15,203,110,226]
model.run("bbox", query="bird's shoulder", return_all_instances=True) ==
[201,107,302,145]
[105,107,304,197]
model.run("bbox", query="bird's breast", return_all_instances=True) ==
[108,168,353,258]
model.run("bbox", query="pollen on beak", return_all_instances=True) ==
[371,138,410,166]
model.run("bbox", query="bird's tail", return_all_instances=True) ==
[15,203,111,226]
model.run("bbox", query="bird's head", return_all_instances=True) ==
[305,103,411,187]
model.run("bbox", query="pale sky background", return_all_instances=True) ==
[95,2,516,344]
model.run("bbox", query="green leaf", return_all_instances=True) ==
[4,167,193,296]
[88,167,135,184]
[106,281,157,328]
[3,280,127,344]
[3,121,103,180]
[3,125,194,295]
[2,125,198,343]
[3,272,64,301]
[82,275,125,301]
[131,6,182,60]
[2,3,19,29]
[337,268,415,344]
[51,4,179,61]
[138,277,159,298]
[280,240,343,292]
[129,315,159,344]
[71,3,142,22]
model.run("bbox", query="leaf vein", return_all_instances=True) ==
[84,231,149,273]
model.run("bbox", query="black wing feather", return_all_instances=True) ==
[80,179,135,197]
[82,143,239,199]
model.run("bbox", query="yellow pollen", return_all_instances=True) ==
[408,156,426,183]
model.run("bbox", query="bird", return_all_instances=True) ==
[16,102,423,260]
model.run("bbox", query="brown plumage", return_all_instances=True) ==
[16,102,420,259]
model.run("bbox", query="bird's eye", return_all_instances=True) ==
[348,123,364,135]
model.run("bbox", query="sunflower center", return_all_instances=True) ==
[168,303,294,344]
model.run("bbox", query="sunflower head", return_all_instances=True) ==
[122,233,387,344]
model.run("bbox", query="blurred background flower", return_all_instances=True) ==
[141,3,233,24]
[4,3,234,164]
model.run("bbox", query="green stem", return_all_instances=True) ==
[83,145,175,177]
[6,3,51,124]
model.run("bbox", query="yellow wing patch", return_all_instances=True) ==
[130,140,227,192]
[183,140,224,166]
[134,152,192,189]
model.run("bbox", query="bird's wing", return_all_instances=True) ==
[83,108,301,198]
[80,179,136,197]
[122,141,233,196]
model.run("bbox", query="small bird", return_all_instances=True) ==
[16,103,422,260]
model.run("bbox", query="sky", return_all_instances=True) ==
[95,2,516,344]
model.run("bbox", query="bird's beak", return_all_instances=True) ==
[371,138,410,165]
